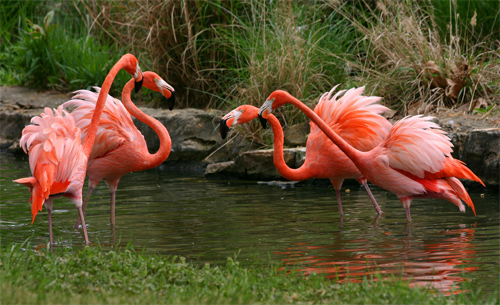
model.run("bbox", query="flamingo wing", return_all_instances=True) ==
[380,116,454,179]
[15,106,86,222]
[312,86,392,151]
[63,88,140,160]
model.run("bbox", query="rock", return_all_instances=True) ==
[1,86,499,189]
[457,128,499,188]
[204,161,239,179]
[134,108,223,162]
[206,148,303,180]
[284,122,309,147]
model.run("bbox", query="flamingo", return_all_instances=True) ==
[220,87,392,215]
[258,89,485,221]
[13,54,143,245]
[63,71,175,228]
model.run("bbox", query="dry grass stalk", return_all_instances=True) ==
[333,0,499,115]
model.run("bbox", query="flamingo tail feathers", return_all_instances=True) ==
[446,177,476,216]
[443,159,485,186]
[14,176,46,223]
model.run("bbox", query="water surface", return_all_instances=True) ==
[1,152,498,295]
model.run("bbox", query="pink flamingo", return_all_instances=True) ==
[259,90,484,221]
[13,54,143,245]
[64,71,175,227]
[220,87,392,215]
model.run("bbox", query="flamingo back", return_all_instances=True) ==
[63,88,141,161]
[312,86,392,151]
[382,116,455,178]
[16,106,86,222]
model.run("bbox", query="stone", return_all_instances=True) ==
[204,161,239,179]
[284,122,309,147]
[457,128,500,188]
[233,148,297,180]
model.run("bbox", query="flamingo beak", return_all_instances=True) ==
[134,71,144,93]
[220,118,230,140]
[167,90,175,111]
[258,108,269,129]
[258,99,274,129]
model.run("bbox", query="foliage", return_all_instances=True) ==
[331,0,500,114]
[0,2,131,97]
[1,241,497,305]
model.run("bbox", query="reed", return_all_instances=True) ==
[330,0,500,115]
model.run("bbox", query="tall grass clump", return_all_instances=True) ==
[83,1,358,113]
[332,0,500,115]
[1,1,130,95]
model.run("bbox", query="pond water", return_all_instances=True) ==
[1,152,499,295]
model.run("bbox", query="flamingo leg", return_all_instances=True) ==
[105,180,120,227]
[335,189,344,215]
[48,207,54,250]
[360,179,383,214]
[78,207,90,245]
[74,184,95,229]
[329,178,344,215]
[400,197,412,222]
[110,189,116,227]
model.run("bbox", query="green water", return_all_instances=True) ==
[1,152,498,294]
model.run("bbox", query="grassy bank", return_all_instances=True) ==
[0,241,496,305]
[2,1,497,115]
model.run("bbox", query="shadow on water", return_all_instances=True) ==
[1,152,498,295]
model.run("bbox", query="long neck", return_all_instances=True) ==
[282,95,364,164]
[122,81,172,169]
[268,114,313,181]
[83,58,129,158]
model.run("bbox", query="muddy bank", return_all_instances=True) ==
[1,86,498,189]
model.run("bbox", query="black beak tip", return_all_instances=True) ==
[168,91,175,111]
[258,115,268,129]
[220,119,229,140]
[134,79,143,93]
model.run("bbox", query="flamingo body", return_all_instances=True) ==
[15,106,87,222]
[221,86,392,215]
[14,53,144,245]
[259,90,484,221]
[63,72,174,226]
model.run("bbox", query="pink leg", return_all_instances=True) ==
[48,207,54,249]
[335,189,344,215]
[110,189,116,227]
[358,179,383,214]
[78,206,90,245]
[329,178,344,215]
[400,197,412,222]
[105,179,120,227]
[74,184,95,229]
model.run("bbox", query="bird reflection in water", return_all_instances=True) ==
[274,223,477,295]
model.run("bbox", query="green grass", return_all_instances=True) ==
[0,3,131,98]
[0,241,497,305]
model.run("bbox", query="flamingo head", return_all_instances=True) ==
[219,105,259,140]
[122,54,144,93]
[258,90,289,128]
[142,71,176,110]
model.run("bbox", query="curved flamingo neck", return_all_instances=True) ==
[268,114,313,181]
[83,57,131,158]
[122,80,172,169]
[277,93,364,164]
